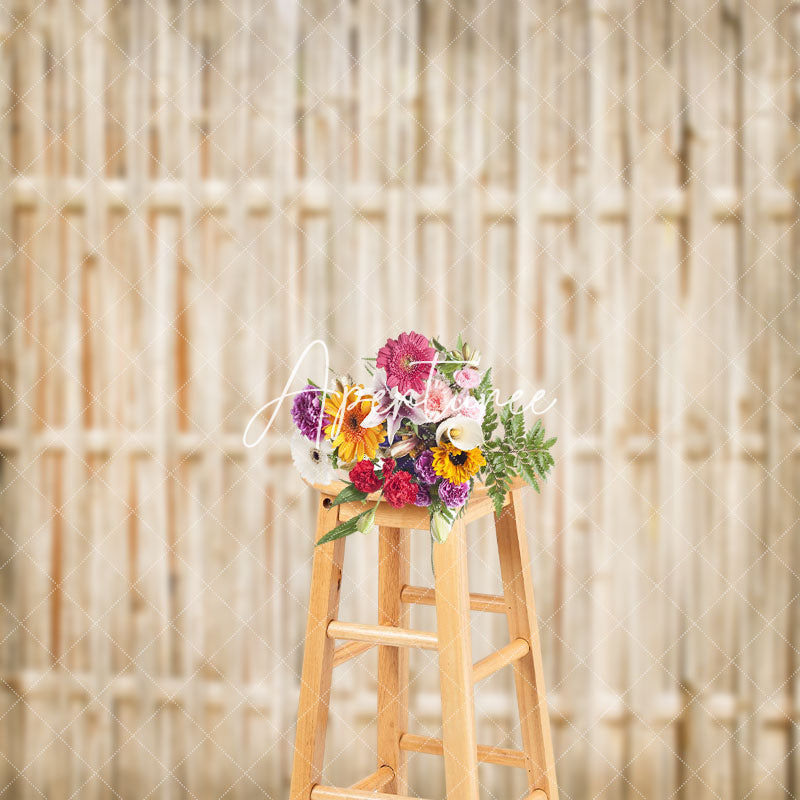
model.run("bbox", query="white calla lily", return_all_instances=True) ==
[435,415,484,451]
[431,512,452,543]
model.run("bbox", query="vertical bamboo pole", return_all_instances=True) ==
[625,3,687,796]
[741,3,796,798]
[0,3,15,789]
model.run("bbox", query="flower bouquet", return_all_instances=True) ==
[289,332,556,546]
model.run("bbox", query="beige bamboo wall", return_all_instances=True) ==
[1,0,799,799]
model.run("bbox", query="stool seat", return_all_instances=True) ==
[289,482,559,800]
[309,476,527,530]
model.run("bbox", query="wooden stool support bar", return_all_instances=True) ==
[400,584,507,614]
[327,620,437,650]
[496,494,559,798]
[311,786,426,800]
[473,637,530,683]
[399,733,528,768]
[349,765,394,791]
[332,640,374,667]
[376,526,410,793]
[290,487,559,800]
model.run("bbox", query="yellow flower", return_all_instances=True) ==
[431,442,486,484]
[324,385,384,463]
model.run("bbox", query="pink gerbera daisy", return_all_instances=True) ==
[376,332,436,395]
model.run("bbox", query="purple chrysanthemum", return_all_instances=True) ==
[291,385,329,441]
[438,479,470,509]
[414,450,437,485]
[413,485,432,507]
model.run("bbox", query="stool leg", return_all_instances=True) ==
[289,499,346,800]
[377,526,410,793]
[433,518,480,800]
[495,490,559,800]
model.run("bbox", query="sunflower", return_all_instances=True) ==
[324,385,385,463]
[431,442,486,484]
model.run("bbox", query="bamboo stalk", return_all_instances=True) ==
[326,621,438,651]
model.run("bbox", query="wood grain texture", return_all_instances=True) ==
[400,585,507,614]
[326,621,437,651]
[432,518,480,800]
[399,733,527,769]
[495,491,559,800]
[349,766,394,792]
[289,500,346,800]
[310,786,424,800]
[376,527,410,793]
[0,2,797,798]
[472,637,531,684]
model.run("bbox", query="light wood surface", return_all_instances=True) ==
[495,491,559,799]
[326,620,438,650]
[376,526,411,793]
[3,4,796,797]
[432,517,480,800]
[288,499,346,800]
[334,488,512,530]
[335,500,430,530]
[311,786,426,800]
[400,584,507,614]
[472,637,531,683]
[312,475,527,501]
[331,640,374,667]
[349,765,395,792]
[398,733,528,769]
[291,485,560,800]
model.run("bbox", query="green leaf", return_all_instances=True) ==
[316,517,359,545]
[316,507,374,545]
[330,483,369,507]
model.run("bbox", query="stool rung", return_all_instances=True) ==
[526,792,548,800]
[332,640,374,667]
[327,620,438,650]
[400,584,507,614]
[311,786,426,800]
[350,765,394,791]
[473,637,530,683]
[399,733,527,768]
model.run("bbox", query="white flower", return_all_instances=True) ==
[435,416,484,451]
[431,512,452,543]
[290,430,336,484]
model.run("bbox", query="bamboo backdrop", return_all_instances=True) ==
[0,1,799,799]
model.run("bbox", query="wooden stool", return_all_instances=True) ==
[289,479,558,800]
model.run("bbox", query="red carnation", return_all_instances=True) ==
[380,458,396,479]
[349,460,383,493]
[383,471,417,509]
